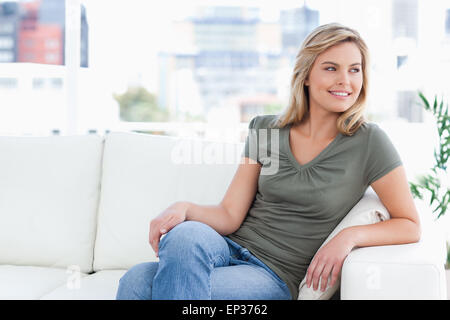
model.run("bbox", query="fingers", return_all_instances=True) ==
[152,238,160,257]
[329,264,341,288]
[320,264,333,292]
[159,216,174,234]
[306,258,326,291]
[311,263,325,291]
[149,216,177,257]
[149,220,164,257]
[149,225,160,257]
[307,257,338,292]
[307,259,342,292]
[306,258,317,289]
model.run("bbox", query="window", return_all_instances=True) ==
[0,0,89,136]
[0,51,13,62]
[0,0,87,66]
[22,52,35,60]
[0,77,17,89]
[0,23,14,33]
[45,52,59,63]
[31,77,63,89]
[32,78,45,89]
[446,8,450,36]
[50,77,63,89]
[23,39,34,48]
[45,38,59,49]
[396,90,423,122]
[0,0,448,135]
[397,55,408,68]
[0,36,14,49]
[392,0,418,40]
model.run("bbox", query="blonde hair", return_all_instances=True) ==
[272,23,370,136]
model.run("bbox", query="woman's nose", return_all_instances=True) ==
[336,71,350,85]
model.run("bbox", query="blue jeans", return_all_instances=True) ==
[116,221,291,300]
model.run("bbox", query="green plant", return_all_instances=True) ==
[446,241,450,269]
[113,86,170,122]
[409,92,449,219]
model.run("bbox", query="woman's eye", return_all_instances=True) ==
[324,66,360,72]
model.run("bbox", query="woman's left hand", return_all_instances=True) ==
[306,228,356,292]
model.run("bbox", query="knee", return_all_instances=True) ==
[159,221,213,250]
[116,262,158,300]
[158,221,221,258]
[119,263,146,286]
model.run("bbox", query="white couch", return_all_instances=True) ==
[0,131,447,300]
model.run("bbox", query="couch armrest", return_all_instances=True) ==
[341,214,447,300]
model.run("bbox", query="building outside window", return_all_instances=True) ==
[0,0,448,137]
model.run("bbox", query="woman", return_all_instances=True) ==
[116,23,421,300]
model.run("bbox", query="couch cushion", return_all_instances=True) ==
[41,270,126,300]
[0,135,103,273]
[0,265,83,299]
[94,132,242,270]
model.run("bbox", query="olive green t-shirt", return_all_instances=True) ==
[227,114,403,300]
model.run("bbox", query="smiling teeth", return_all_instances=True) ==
[330,92,349,96]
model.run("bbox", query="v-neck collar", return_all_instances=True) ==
[284,123,342,171]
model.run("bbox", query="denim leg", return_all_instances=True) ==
[151,221,230,300]
[210,264,291,300]
[116,224,291,300]
[210,237,291,300]
[116,262,159,300]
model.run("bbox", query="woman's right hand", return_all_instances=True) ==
[149,201,190,257]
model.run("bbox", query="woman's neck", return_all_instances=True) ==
[296,111,340,142]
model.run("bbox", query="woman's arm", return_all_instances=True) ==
[306,165,421,292]
[185,157,261,235]
[352,165,421,244]
[149,157,261,257]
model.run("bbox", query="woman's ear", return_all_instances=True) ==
[304,78,309,86]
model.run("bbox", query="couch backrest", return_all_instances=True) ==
[0,135,103,273]
[93,132,242,271]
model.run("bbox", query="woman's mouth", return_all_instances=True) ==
[329,91,351,99]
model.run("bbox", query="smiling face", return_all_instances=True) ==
[305,41,363,115]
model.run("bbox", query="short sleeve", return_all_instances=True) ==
[242,116,261,164]
[364,124,403,186]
